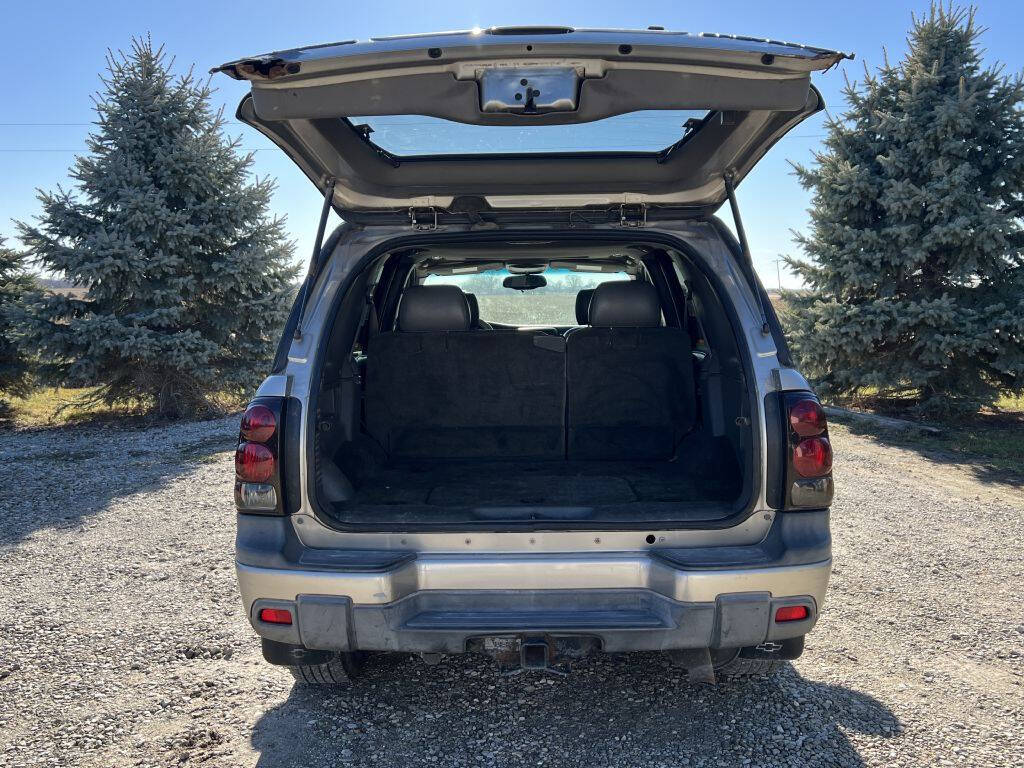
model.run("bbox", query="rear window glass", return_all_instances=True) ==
[350,110,705,156]
[424,268,629,326]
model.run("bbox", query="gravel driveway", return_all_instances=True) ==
[1,418,1022,768]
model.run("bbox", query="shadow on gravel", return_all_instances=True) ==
[832,414,1024,488]
[251,653,901,768]
[0,421,237,544]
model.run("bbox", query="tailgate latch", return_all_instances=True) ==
[409,206,438,230]
[619,203,647,227]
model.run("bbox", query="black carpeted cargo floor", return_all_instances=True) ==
[328,430,745,525]
[350,458,738,507]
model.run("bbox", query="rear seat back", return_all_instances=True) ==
[565,281,696,460]
[366,285,565,459]
[367,282,695,462]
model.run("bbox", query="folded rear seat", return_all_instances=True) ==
[565,281,696,460]
[365,285,566,459]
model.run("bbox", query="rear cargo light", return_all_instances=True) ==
[258,608,293,625]
[775,605,809,623]
[240,404,276,443]
[792,437,833,477]
[789,399,826,437]
[235,441,274,482]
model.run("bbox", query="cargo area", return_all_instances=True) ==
[312,239,756,529]
[329,439,743,526]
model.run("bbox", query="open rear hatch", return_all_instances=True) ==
[214,27,848,222]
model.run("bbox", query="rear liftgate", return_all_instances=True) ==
[214,27,851,223]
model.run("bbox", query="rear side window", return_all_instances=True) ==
[423,268,629,326]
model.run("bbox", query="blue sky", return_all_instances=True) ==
[3,0,1022,287]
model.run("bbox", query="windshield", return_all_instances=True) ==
[349,110,706,157]
[423,268,629,326]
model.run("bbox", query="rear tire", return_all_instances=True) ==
[715,655,785,679]
[287,652,363,686]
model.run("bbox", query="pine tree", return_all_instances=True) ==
[784,4,1024,415]
[14,37,298,418]
[0,237,35,404]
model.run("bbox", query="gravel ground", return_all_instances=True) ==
[1,418,1022,768]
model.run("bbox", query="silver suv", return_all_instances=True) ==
[217,27,844,685]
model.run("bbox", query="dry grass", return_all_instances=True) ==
[1,386,247,429]
[994,392,1024,413]
[1,387,144,428]
[828,390,1024,475]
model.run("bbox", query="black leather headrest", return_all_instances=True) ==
[464,292,481,326]
[575,288,595,325]
[588,281,662,328]
[398,285,471,332]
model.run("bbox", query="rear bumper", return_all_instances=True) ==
[236,511,831,654]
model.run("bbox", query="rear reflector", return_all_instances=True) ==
[775,605,810,623]
[259,608,293,625]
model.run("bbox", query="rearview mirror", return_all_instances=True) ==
[502,274,547,291]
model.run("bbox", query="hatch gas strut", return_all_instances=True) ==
[294,177,337,340]
[723,171,771,337]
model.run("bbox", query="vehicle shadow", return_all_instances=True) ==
[0,416,238,544]
[251,652,901,768]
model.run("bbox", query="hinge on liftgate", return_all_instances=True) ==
[619,203,647,227]
[409,206,438,230]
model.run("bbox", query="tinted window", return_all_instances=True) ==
[350,111,705,156]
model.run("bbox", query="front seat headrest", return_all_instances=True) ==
[464,292,481,327]
[398,285,471,332]
[575,288,595,325]
[588,281,662,328]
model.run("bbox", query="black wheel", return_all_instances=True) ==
[287,651,363,686]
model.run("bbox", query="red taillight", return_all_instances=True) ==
[789,399,826,437]
[258,608,292,625]
[235,442,274,482]
[241,404,276,443]
[775,605,809,623]
[793,437,833,477]
[781,393,833,509]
